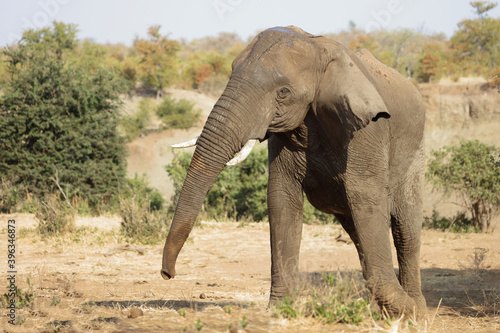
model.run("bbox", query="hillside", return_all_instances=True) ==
[126,81,500,221]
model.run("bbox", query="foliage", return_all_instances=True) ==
[426,140,500,232]
[122,173,165,211]
[1,278,36,309]
[423,210,481,233]
[0,22,128,212]
[166,148,339,224]
[181,51,233,95]
[166,147,268,221]
[20,21,78,59]
[134,25,180,97]
[273,272,378,325]
[194,318,203,331]
[67,41,136,94]
[120,98,154,141]
[450,1,500,76]
[119,174,169,244]
[0,50,10,88]
[155,97,201,129]
[0,178,22,213]
[416,43,447,83]
[178,32,244,95]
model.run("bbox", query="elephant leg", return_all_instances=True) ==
[391,172,426,317]
[346,190,418,318]
[267,147,304,303]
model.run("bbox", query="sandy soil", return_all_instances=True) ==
[1,214,499,332]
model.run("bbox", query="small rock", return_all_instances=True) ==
[199,293,206,299]
[128,307,143,319]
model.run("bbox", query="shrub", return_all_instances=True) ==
[426,140,500,232]
[0,178,21,213]
[120,98,154,142]
[119,174,169,244]
[35,193,75,235]
[155,97,201,129]
[166,148,268,221]
[0,22,128,211]
[423,210,481,233]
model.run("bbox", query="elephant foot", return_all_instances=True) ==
[372,284,426,321]
[409,292,427,320]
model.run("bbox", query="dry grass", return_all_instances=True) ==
[0,216,499,332]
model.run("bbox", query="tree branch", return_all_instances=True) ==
[50,169,72,208]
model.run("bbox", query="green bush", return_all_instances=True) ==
[0,178,21,213]
[2,278,36,309]
[423,210,481,233]
[0,22,128,211]
[155,97,201,129]
[120,98,154,142]
[426,140,500,232]
[166,148,339,224]
[119,174,169,244]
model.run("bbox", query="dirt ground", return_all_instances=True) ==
[1,214,499,332]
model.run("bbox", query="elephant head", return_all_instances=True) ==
[161,26,390,280]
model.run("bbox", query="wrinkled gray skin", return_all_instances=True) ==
[161,26,426,317]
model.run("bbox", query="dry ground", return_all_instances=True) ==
[1,214,499,332]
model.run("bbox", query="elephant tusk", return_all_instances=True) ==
[171,136,199,148]
[226,139,258,166]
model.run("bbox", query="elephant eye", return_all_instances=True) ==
[277,87,291,99]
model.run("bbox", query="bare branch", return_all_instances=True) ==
[50,169,72,208]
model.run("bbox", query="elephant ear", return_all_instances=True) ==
[313,44,390,147]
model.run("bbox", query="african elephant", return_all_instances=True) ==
[161,26,426,317]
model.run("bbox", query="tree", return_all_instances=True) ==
[450,1,500,74]
[0,50,9,88]
[134,25,180,98]
[426,140,500,232]
[0,22,128,210]
[416,43,446,82]
[471,1,498,17]
[182,51,233,94]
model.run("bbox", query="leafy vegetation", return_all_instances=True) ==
[426,140,500,232]
[0,22,128,213]
[1,278,36,309]
[134,25,180,98]
[155,97,201,129]
[120,98,155,142]
[450,1,500,77]
[423,210,481,233]
[119,174,169,244]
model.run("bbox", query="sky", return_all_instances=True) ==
[1,0,500,46]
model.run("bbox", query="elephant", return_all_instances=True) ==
[161,26,426,318]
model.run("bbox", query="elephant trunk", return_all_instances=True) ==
[161,85,264,280]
